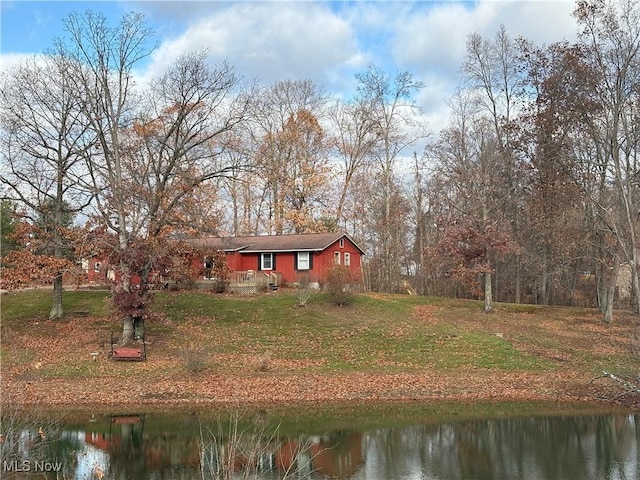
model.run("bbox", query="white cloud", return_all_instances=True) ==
[0,53,32,72]
[385,0,579,132]
[392,3,473,76]
[478,0,577,44]
[3,0,584,136]
[139,2,363,91]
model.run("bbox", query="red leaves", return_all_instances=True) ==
[437,220,518,296]
[112,288,152,319]
[0,250,75,290]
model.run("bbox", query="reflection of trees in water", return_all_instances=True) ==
[0,404,81,480]
[358,415,639,480]
[90,414,203,480]
[11,412,638,479]
[77,412,365,479]
[198,415,364,479]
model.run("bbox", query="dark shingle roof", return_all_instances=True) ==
[185,232,365,254]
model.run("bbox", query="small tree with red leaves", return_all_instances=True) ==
[439,219,518,312]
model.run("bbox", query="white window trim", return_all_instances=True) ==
[261,253,273,270]
[334,251,341,265]
[297,252,310,270]
[344,252,351,266]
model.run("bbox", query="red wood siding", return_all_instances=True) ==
[226,251,240,271]
[87,235,363,287]
[314,239,362,283]
[225,238,364,284]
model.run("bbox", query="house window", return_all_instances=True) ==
[344,252,351,266]
[94,262,101,272]
[334,251,341,265]
[339,238,344,248]
[261,253,273,270]
[297,252,310,270]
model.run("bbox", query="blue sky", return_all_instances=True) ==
[1,0,579,130]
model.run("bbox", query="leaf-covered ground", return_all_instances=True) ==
[1,291,638,410]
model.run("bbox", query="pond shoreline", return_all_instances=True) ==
[3,370,638,412]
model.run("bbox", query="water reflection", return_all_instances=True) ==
[356,415,639,480]
[2,411,638,480]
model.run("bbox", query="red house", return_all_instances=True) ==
[85,232,365,291]
[186,232,365,289]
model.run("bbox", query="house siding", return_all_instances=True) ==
[85,233,364,287]
[197,238,363,285]
[226,251,241,271]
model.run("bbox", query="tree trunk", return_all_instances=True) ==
[120,260,135,345]
[540,257,548,305]
[49,274,64,320]
[133,316,144,341]
[603,257,620,324]
[122,316,135,345]
[514,254,521,304]
[631,261,640,316]
[484,272,493,313]
[482,203,493,313]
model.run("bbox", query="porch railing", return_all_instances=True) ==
[231,270,280,288]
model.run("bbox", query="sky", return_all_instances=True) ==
[0,0,581,132]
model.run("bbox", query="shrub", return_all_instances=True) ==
[295,273,314,307]
[323,265,356,306]
[184,354,209,374]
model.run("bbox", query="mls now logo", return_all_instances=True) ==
[3,460,63,473]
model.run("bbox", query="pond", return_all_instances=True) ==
[1,404,638,480]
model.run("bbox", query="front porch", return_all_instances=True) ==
[195,270,281,294]
[228,270,281,294]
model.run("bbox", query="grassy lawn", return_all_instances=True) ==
[1,289,110,322]
[1,289,637,383]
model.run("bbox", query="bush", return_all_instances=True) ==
[323,265,356,306]
[184,354,209,374]
[294,273,314,307]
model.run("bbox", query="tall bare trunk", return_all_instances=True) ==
[484,272,493,313]
[603,256,620,324]
[49,274,64,320]
[514,254,521,304]
[122,316,135,345]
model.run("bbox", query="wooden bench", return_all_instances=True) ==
[110,331,147,361]
[111,346,146,361]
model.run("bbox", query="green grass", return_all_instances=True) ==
[1,289,634,381]
[145,290,552,373]
[1,290,110,323]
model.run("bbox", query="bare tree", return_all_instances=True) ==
[354,64,427,292]
[432,90,510,312]
[573,0,640,322]
[126,52,253,239]
[328,99,377,227]
[462,26,525,303]
[514,41,595,306]
[56,10,156,342]
[98,52,254,338]
[248,79,329,235]
[0,54,94,319]
[60,15,255,341]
